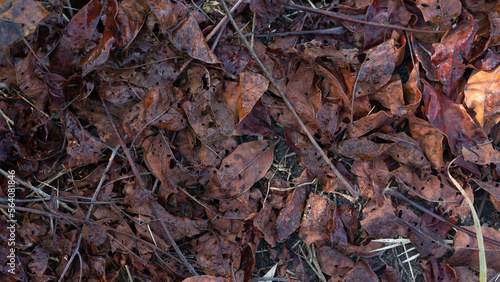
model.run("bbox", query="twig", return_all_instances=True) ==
[102,99,199,276]
[240,27,346,38]
[286,3,445,34]
[219,0,358,198]
[58,146,120,282]
[383,188,500,247]
[23,38,50,73]
[0,168,75,213]
[0,203,87,224]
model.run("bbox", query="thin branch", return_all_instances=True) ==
[219,0,358,198]
[287,3,445,34]
[241,27,346,38]
[58,146,120,282]
[383,188,500,247]
[0,168,75,213]
[101,99,199,276]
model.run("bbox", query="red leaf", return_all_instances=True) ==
[421,80,500,165]
[208,140,276,199]
[431,11,478,100]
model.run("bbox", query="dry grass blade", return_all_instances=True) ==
[219,0,358,198]
[448,157,487,282]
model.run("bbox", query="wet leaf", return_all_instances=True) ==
[0,0,49,48]
[364,0,411,49]
[431,11,478,100]
[416,0,461,29]
[50,0,104,75]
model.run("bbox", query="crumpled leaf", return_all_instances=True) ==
[27,245,49,277]
[408,116,445,170]
[355,39,404,97]
[238,72,269,120]
[431,11,478,100]
[208,140,276,199]
[147,0,220,64]
[250,0,290,31]
[276,170,312,241]
[317,246,355,276]
[124,86,188,139]
[194,233,241,276]
[299,193,335,246]
[364,0,412,49]
[420,80,500,165]
[464,64,500,135]
[416,0,461,29]
[62,111,104,169]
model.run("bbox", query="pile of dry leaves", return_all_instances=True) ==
[1,0,500,281]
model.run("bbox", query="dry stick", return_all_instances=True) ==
[0,202,184,273]
[0,203,87,224]
[286,3,445,34]
[219,0,358,198]
[0,168,75,213]
[101,100,200,276]
[58,146,120,282]
[245,27,346,38]
[383,188,500,247]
